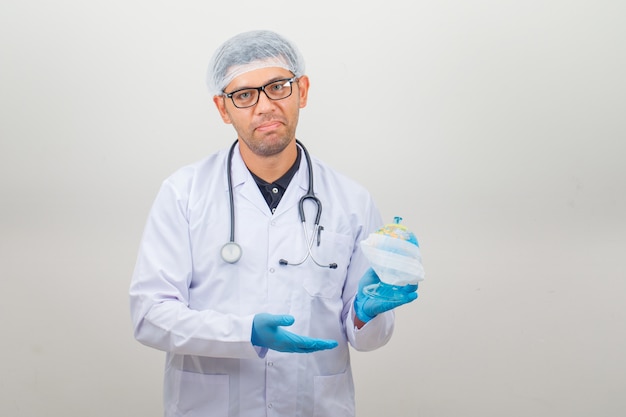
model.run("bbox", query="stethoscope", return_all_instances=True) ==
[220,139,337,269]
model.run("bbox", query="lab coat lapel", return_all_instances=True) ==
[229,145,270,217]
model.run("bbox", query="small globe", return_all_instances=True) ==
[375,217,418,247]
[360,216,425,290]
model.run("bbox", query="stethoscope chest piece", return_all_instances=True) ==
[221,241,242,264]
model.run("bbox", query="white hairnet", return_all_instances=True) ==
[206,30,306,96]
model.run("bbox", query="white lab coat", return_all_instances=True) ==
[130,143,395,417]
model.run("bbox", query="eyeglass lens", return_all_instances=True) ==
[228,78,294,108]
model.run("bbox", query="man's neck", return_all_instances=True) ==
[239,140,298,183]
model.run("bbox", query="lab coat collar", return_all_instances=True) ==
[227,142,308,218]
[228,144,268,217]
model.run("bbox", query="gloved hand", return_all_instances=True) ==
[354,268,418,324]
[251,313,338,353]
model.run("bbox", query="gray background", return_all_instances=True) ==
[1,0,624,416]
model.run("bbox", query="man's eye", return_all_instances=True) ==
[235,91,253,100]
[269,82,285,92]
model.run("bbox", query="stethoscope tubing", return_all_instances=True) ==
[223,139,336,268]
[226,141,237,244]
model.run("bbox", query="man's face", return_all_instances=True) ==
[213,66,309,158]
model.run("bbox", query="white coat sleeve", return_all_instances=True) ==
[346,302,395,351]
[129,177,260,359]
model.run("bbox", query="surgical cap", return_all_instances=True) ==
[206,30,306,96]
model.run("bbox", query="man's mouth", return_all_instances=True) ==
[255,120,283,132]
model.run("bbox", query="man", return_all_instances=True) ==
[130,29,418,417]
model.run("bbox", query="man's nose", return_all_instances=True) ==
[255,89,276,111]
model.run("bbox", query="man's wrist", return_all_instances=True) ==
[354,314,367,329]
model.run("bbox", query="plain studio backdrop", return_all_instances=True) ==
[1,1,624,416]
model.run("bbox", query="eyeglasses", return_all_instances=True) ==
[224,77,297,109]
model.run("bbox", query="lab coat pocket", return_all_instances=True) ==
[313,370,354,417]
[169,370,229,417]
[302,230,352,298]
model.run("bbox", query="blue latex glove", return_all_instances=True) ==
[354,268,418,323]
[251,313,338,353]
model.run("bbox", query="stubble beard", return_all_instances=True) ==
[244,134,292,157]
[230,106,300,157]
[240,119,297,157]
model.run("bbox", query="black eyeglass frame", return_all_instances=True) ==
[223,77,298,109]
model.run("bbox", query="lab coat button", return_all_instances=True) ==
[268,403,273,409]
[267,361,273,367]
[269,268,275,273]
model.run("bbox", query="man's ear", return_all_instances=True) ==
[213,95,232,124]
[296,75,310,109]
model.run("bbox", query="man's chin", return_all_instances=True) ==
[245,135,293,157]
